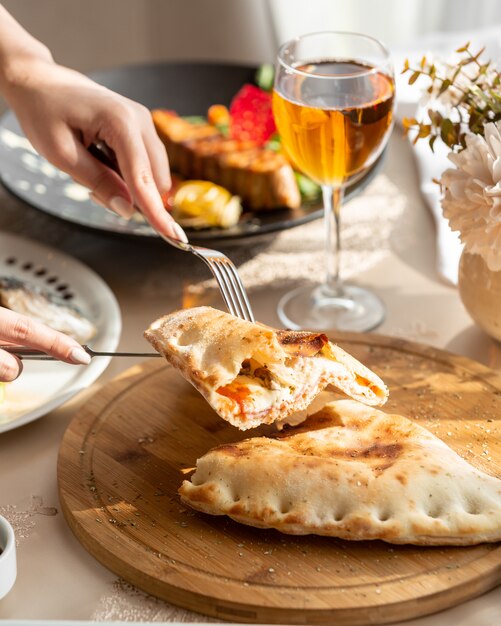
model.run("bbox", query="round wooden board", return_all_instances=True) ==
[57,333,501,625]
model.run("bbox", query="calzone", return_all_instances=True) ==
[144,307,387,429]
[180,399,501,545]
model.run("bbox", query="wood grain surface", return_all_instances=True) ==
[57,333,501,625]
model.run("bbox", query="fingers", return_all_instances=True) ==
[0,350,23,383]
[103,117,187,241]
[0,307,91,369]
[140,120,171,194]
[31,93,188,241]
[47,126,138,220]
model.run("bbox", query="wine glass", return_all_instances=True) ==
[273,31,395,331]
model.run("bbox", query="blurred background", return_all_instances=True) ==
[1,0,500,85]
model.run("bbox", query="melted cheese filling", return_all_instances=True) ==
[216,355,339,418]
[215,344,381,421]
[217,375,295,415]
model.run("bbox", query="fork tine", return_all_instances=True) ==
[185,245,254,322]
[89,142,254,320]
[218,258,255,323]
[210,259,242,318]
[229,263,255,323]
[199,256,238,317]
[214,259,247,321]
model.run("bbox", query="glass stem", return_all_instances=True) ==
[322,184,344,297]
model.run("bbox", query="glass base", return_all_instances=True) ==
[277,283,385,332]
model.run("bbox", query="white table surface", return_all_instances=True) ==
[0,131,500,625]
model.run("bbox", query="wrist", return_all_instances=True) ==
[0,43,54,101]
[0,4,53,98]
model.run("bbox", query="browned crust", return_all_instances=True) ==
[276,330,329,357]
[178,400,501,546]
[179,490,500,546]
[144,307,388,430]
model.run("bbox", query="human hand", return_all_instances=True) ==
[0,306,91,382]
[2,55,186,241]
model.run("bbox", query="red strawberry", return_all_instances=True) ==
[229,84,276,145]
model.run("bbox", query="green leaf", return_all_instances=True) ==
[265,134,282,152]
[438,79,452,96]
[215,122,230,137]
[451,66,462,83]
[402,117,418,131]
[255,63,275,92]
[182,115,207,124]
[408,71,421,85]
[440,119,459,147]
[472,46,486,62]
[295,173,321,201]
[402,39,499,153]
[490,87,501,101]
[428,109,443,125]
[417,125,431,139]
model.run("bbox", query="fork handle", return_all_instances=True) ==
[0,345,161,360]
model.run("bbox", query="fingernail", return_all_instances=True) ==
[13,357,23,381]
[89,192,106,209]
[109,196,136,220]
[70,347,91,365]
[3,361,22,382]
[173,222,189,243]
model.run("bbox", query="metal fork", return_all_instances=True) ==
[89,142,254,322]
[160,236,254,322]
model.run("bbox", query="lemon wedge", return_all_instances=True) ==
[173,181,242,229]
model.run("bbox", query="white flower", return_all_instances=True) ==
[441,121,501,272]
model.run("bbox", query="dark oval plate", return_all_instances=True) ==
[0,62,383,245]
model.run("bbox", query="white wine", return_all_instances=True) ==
[273,60,394,186]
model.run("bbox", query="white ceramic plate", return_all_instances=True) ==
[0,232,121,433]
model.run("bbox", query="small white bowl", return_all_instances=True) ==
[0,515,17,599]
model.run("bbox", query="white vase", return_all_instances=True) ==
[458,250,501,341]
